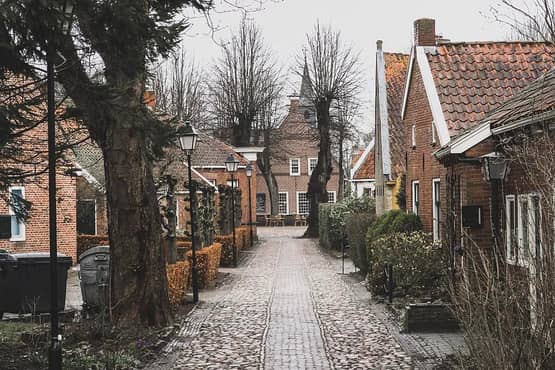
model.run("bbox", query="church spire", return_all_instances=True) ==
[299,56,311,106]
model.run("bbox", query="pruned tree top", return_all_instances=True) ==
[491,0,555,43]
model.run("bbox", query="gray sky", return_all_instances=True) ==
[180,0,510,134]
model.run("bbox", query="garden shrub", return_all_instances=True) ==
[166,261,191,305]
[77,235,109,258]
[187,242,221,288]
[367,210,422,244]
[215,234,234,266]
[345,213,376,275]
[368,231,446,297]
[319,196,375,250]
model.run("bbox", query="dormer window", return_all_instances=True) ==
[290,158,300,176]
[411,123,416,149]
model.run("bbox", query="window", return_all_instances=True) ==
[511,193,542,266]
[77,199,96,235]
[308,158,318,175]
[297,192,310,214]
[226,179,238,188]
[412,181,419,215]
[327,191,336,203]
[506,195,517,262]
[431,121,436,145]
[278,192,288,214]
[256,193,266,214]
[411,123,416,148]
[8,186,25,241]
[432,179,441,241]
[289,158,300,176]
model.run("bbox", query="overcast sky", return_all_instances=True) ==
[179,0,511,135]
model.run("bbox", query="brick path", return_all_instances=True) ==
[152,227,433,369]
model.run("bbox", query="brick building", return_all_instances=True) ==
[255,73,340,220]
[350,140,376,198]
[372,41,409,215]
[401,18,555,250]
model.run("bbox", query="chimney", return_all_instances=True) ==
[414,18,436,46]
[376,39,383,50]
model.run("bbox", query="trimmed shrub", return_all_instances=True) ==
[367,210,422,244]
[368,231,446,297]
[77,235,109,258]
[215,234,234,266]
[319,196,375,250]
[187,242,221,288]
[345,213,376,275]
[166,261,191,305]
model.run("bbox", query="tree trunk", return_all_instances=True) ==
[305,100,332,237]
[257,150,279,215]
[338,131,344,201]
[232,116,252,146]
[166,176,177,264]
[101,119,172,327]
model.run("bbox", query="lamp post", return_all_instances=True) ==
[225,154,239,267]
[178,123,199,303]
[245,164,254,248]
[47,2,73,369]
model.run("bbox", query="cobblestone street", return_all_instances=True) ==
[152,227,451,369]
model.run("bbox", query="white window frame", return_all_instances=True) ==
[289,158,301,176]
[296,192,310,215]
[431,121,436,145]
[278,192,289,215]
[175,198,180,231]
[412,180,419,215]
[327,191,336,204]
[505,195,517,264]
[515,193,542,267]
[308,158,318,176]
[411,123,416,148]
[432,178,441,241]
[226,179,238,188]
[8,186,26,241]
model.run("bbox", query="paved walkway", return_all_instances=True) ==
[153,227,419,369]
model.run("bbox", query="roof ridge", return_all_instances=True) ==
[438,40,554,46]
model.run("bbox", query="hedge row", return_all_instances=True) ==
[166,260,191,305]
[187,242,222,289]
[77,235,109,258]
[216,226,252,267]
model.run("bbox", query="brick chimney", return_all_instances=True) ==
[414,18,436,46]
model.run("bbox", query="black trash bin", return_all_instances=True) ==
[0,251,72,317]
[78,246,110,313]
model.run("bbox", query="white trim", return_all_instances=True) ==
[401,46,416,119]
[73,162,104,192]
[8,186,26,242]
[432,178,441,241]
[411,180,420,215]
[175,198,180,231]
[351,139,375,178]
[308,158,318,176]
[431,121,436,145]
[505,195,517,264]
[184,162,219,191]
[278,191,289,215]
[416,47,450,146]
[376,47,391,176]
[289,158,301,176]
[450,121,492,155]
[411,123,416,148]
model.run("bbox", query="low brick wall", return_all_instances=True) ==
[403,303,459,332]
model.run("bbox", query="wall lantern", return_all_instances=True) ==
[481,152,510,182]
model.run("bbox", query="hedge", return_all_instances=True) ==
[187,242,222,289]
[368,231,446,297]
[166,261,191,305]
[345,213,376,275]
[215,234,234,267]
[77,235,109,258]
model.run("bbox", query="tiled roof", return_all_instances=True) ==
[191,133,248,167]
[384,52,409,177]
[73,141,105,188]
[351,149,364,167]
[486,67,555,129]
[428,42,555,136]
[353,151,375,180]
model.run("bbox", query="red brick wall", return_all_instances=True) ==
[403,60,446,233]
[0,172,77,262]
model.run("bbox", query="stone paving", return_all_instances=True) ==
[152,227,462,369]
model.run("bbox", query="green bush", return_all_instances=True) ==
[367,210,422,244]
[319,196,375,250]
[368,231,446,297]
[345,213,375,275]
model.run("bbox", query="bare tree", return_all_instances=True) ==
[491,0,555,43]
[298,22,363,237]
[209,17,283,146]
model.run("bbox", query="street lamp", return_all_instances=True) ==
[47,2,74,369]
[481,152,510,182]
[178,122,199,304]
[225,154,239,267]
[245,164,254,248]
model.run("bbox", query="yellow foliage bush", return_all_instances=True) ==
[187,242,221,288]
[166,261,190,305]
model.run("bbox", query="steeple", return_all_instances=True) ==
[299,57,312,107]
